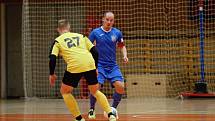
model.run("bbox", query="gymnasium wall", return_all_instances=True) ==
[0,4,2,97]
[5,2,24,98]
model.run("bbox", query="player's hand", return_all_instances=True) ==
[123,56,128,63]
[49,74,57,87]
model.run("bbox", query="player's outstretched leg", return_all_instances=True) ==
[61,83,85,121]
[88,84,117,121]
[111,92,121,119]
[88,94,96,119]
[112,92,122,108]
[111,81,125,119]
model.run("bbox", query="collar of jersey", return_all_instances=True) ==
[101,26,112,33]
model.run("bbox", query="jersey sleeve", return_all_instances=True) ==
[88,30,95,43]
[84,36,94,51]
[50,40,60,56]
[117,30,123,42]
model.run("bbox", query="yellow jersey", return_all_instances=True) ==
[51,32,96,73]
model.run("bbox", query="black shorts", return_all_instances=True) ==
[62,69,98,88]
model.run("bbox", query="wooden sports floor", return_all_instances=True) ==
[1,114,215,121]
[1,98,215,121]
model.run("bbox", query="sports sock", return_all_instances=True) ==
[62,94,81,117]
[112,92,122,108]
[89,94,97,110]
[93,90,112,113]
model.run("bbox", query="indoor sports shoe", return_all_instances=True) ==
[104,107,119,119]
[109,115,117,121]
[111,107,119,119]
[88,109,96,119]
[74,118,85,121]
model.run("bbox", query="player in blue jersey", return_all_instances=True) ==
[88,11,128,119]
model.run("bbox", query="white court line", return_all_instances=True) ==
[132,115,165,119]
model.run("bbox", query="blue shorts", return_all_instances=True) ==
[97,65,124,85]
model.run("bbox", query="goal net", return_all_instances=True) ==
[22,0,215,98]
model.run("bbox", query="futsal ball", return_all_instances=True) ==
[104,107,118,119]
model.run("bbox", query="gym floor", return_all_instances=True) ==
[0,97,215,121]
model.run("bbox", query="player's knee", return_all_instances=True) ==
[88,83,99,95]
[60,83,72,94]
[115,86,125,94]
[114,82,125,94]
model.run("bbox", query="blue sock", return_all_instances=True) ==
[112,92,122,108]
[90,94,97,110]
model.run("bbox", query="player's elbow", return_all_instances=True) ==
[49,54,57,62]
[90,46,98,67]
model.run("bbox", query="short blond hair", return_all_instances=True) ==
[104,11,114,17]
[58,19,70,29]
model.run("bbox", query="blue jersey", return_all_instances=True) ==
[89,27,123,67]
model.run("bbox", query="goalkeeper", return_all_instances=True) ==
[88,11,128,119]
[49,19,117,121]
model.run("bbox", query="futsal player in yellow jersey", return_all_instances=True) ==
[49,19,117,121]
